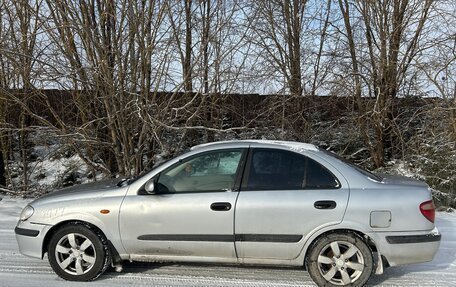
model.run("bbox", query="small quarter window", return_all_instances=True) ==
[304,158,340,189]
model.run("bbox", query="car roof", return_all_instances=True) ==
[191,140,319,152]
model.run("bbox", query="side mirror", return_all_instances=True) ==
[144,180,155,194]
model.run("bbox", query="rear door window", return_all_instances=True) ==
[243,149,339,190]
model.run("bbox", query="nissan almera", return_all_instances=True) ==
[15,140,441,286]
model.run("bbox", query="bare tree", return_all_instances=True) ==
[337,0,435,167]
[41,0,171,175]
[0,0,44,191]
[247,0,306,96]
[310,0,332,97]
[167,0,193,92]
[0,0,454,198]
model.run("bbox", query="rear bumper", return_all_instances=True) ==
[370,227,441,266]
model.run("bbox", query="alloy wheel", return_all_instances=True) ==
[54,232,97,275]
[317,240,365,286]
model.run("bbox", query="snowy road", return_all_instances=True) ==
[1,196,455,287]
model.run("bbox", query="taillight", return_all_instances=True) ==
[420,200,435,223]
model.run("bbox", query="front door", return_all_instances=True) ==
[120,148,246,260]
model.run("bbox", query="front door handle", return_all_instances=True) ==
[210,202,232,211]
[314,200,337,210]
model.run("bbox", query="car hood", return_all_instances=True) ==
[378,173,428,188]
[31,179,123,205]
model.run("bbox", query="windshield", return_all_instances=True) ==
[319,149,383,182]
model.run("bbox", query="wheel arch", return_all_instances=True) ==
[42,220,119,262]
[304,228,379,286]
[302,228,380,268]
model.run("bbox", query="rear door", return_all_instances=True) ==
[234,148,349,260]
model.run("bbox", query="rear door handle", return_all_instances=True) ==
[210,202,232,211]
[314,200,336,210]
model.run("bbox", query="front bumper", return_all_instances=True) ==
[15,221,51,259]
[370,227,441,266]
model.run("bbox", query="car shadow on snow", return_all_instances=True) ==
[102,261,312,283]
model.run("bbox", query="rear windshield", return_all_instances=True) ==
[319,149,383,182]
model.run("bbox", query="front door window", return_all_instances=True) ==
[157,149,243,193]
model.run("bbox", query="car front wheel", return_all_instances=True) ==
[306,232,374,287]
[48,223,111,281]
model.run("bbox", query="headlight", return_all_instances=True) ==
[19,205,34,221]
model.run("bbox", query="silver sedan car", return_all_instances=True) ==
[15,140,441,286]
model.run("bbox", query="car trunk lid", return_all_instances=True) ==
[377,174,429,188]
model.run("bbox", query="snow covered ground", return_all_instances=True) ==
[0,196,455,287]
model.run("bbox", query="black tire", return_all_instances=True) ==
[48,223,111,281]
[306,232,374,287]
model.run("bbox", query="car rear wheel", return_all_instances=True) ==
[48,223,111,281]
[306,233,374,287]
